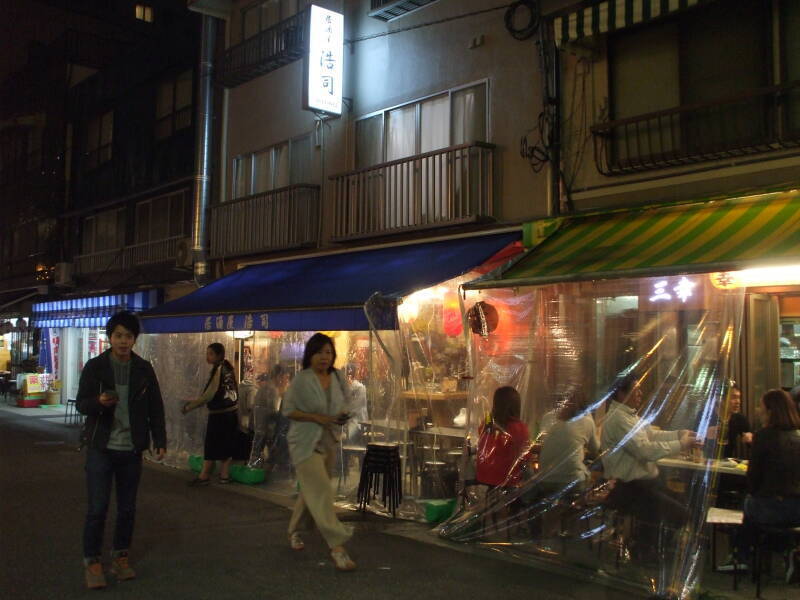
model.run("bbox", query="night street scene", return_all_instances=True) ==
[2,1,800,599]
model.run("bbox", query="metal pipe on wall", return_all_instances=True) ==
[192,14,218,285]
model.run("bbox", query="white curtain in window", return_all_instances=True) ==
[290,135,311,184]
[386,105,416,161]
[253,150,272,194]
[420,94,449,223]
[135,203,150,244]
[233,156,252,199]
[420,94,449,152]
[451,84,486,144]
[356,115,383,169]
[274,142,290,189]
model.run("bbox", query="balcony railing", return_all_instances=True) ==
[592,80,800,175]
[74,235,185,275]
[210,185,320,258]
[74,248,124,275]
[330,142,495,241]
[220,10,307,88]
[124,236,183,267]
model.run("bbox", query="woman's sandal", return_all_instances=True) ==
[289,532,305,551]
[330,548,356,571]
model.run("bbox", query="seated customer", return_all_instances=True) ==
[600,373,696,558]
[724,389,800,579]
[539,387,599,490]
[723,384,753,459]
[476,386,531,488]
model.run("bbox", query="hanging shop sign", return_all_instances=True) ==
[303,4,344,116]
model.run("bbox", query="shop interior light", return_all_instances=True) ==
[231,330,254,339]
[710,265,800,289]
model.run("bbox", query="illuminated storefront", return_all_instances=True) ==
[440,189,800,598]
[31,291,160,403]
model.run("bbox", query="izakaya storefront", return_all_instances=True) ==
[139,232,522,517]
[439,189,800,599]
[31,291,161,404]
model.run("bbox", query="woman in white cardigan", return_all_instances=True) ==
[282,333,355,571]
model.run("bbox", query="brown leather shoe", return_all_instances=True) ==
[85,561,107,589]
[110,552,136,580]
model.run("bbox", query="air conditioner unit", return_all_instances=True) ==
[54,262,74,287]
[175,238,194,269]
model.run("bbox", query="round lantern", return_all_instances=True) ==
[467,301,499,337]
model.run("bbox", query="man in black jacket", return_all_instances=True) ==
[76,311,166,589]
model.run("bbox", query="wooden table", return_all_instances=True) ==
[399,390,468,428]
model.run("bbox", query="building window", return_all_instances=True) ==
[135,190,190,243]
[232,134,312,199]
[135,4,154,22]
[155,70,193,140]
[86,111,113,170]
[82,208,125,255]
[241,0,310,40]
[608,0,768,161]
[355,82,488,169]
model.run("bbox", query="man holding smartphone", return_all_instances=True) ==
[76,311,166,589]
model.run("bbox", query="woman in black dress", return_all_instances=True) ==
[182,343,239,485]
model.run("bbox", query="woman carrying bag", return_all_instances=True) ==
[283,333,356,571]
[182,343,239,485]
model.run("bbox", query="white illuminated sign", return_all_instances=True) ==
[649,276,695,303]
[304,5,343,116]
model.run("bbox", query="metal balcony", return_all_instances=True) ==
[220,10,307,88]
[330,142,495,241]
[209,184,320,258]
[592,80,800,175]
[74,235,185,275]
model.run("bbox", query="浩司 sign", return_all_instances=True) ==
[304,5,343,116]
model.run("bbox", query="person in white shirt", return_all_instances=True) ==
[539,388,599,490]
[600,373,697,561]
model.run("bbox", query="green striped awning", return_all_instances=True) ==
[553,0,712,47]
[464,190,800,289]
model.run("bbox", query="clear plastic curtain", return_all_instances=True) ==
[439,275,746,599]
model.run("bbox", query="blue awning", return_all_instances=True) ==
[140,232,520,333]
[31,290,162,328]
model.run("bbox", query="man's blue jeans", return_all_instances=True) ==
[83,448,142,559]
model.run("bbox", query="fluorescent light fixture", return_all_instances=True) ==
[710,265,800,289]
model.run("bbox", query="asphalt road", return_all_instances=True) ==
[0,409,668,600]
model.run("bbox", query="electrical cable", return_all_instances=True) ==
[504,0,541,41]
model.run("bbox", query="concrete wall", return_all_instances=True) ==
[558,4,800,213]
[223,0,548,249]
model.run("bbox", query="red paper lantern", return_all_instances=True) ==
[467,301,499,337]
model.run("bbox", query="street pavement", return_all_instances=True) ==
[0,406,780,600]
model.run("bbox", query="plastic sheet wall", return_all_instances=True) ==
[137,330,394,501]
[439,274,746,599]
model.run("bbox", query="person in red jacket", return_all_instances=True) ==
[476,386,531,487]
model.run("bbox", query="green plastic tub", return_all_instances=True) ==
[229,464,265,485]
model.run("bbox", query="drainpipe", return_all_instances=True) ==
[192,14,218,285]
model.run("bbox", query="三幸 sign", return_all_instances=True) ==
[304,5,343,115]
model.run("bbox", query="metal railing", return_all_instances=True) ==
[221,10,307,88]
[124,236,183,267]
[74,248,124,275]
[74,235,185,275]
[209,185,320,258]
[592,80,800,175]
[330,142,495,241]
